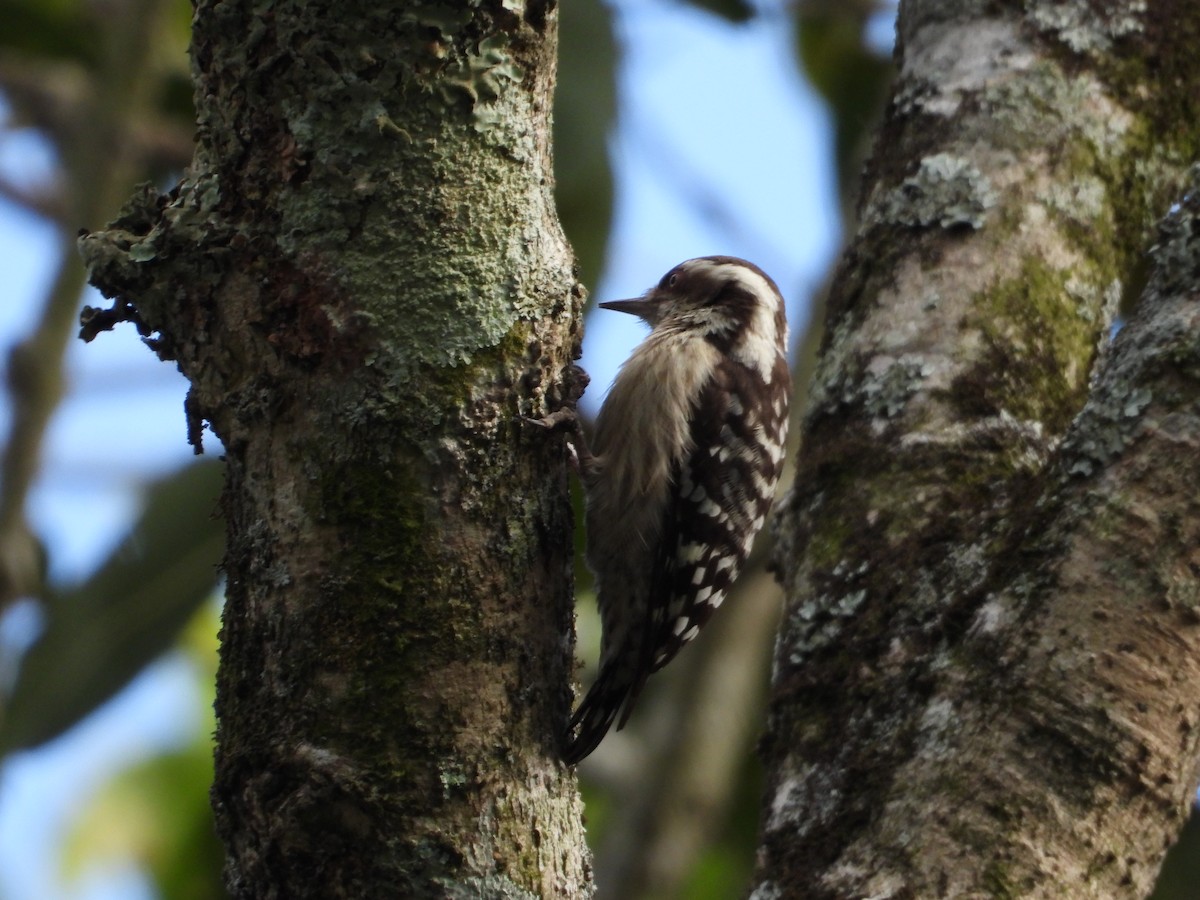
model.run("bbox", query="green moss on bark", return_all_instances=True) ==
[947,258,1097,432]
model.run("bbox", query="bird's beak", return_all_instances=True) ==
[599,297,658,323]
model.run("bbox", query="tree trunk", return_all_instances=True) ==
[755,1,1200,896]
[80,1,591,896]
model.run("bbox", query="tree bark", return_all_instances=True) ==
[755,1,1200,896]
[80,1,590,896]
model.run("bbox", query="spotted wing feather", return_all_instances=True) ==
[649,355,790,674]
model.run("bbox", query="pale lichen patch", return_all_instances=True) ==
[868,153,997,232]
[894,17,1033,119]
[1026,0,1147,55]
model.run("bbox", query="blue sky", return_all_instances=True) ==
[0,3,865,896]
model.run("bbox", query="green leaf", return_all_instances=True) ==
[554,0,615,291]
[63,736,226,899]
[62,604,224,898]
[0,460,224,753]
[0,0,98,65]
[683,0,755,22]
[795,5,895,201]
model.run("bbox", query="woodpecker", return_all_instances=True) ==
[539,256,791,764]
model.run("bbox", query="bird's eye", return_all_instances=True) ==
[668,274,679,287]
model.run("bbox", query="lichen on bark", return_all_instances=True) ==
[758,0,1200,896]
[80,1,592,897]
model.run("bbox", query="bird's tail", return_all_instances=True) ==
[562,659,647,765]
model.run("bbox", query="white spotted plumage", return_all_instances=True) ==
[561,256,791,765]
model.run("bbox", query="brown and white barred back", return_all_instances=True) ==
[564,256,790,765]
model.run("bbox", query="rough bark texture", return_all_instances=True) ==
[80,1,590,897]
[755,0,1200,896]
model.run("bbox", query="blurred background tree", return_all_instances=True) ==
[0,0,1195,897]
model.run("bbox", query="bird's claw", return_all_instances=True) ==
[520,406,580,433]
